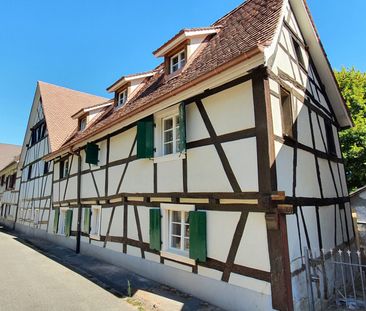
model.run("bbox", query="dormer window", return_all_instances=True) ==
[116,89,127,109]
[170,50,186,73]
[79,117,87,131]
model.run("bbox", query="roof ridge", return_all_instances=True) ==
[38,81,109,100]
[212,0,254,26]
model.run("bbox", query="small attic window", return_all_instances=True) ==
[170,50,186,74]
[79,117,87,131]
[116,89,127,109]
[292,38,305,67]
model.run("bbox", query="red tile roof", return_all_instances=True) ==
[0,144,21,172]
[38,81,109,152]
[48,0,284,157]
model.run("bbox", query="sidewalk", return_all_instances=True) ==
[0,226,221,311]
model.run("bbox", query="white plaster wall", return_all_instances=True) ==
[206,211,241,262]
[186,101,209,143]
[286,214,302,272]
[107,164,125,196]
[235,213,270,272]
[296,102,313,148]
[120,160,153,193]
[271,94,283,137]
[275,142,294,196]
[157,159,183,193]
[202,81,255,135]
[109,127,137,163]
[127,205,138,241]
[187,145,232,192]
[222,138,258,192]
[296,150,321,197]
[108,205,124,237]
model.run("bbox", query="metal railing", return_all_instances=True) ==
[305,247,366,310]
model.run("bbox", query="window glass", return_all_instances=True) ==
[162,114,180,155]
[169,210,189,252]
[116,90,127,108]
[79,118,87,131]
[170,50,186,73]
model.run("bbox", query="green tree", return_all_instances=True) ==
[335,67,366,192]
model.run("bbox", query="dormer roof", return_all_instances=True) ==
[71,100,113,119]
[152,26,222,58]
[107,71,155,93]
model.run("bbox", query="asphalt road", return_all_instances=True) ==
[0,230,135,311]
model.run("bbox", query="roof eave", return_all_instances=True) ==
[45,46,264,161]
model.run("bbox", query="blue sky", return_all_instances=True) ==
[0,0,364,145]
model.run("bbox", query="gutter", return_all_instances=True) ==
[44,46,264,161]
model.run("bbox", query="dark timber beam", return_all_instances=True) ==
[76,153,82,254]
[252,66,293,311]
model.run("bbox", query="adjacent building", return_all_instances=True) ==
[0,144,21,227]
[0,0,355,310]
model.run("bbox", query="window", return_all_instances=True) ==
[79,117,87,131]
[160,204,195,264]
[280,87,294,139]
[292,38,305,67]
[59,158,69,179]
[152,103,186,160]
[116,89,127,109]
[58,208,67,235]
[169,210,190,253]
[325,122,337,156]
[90,205,102,239]
[57,207,73,236]
[170,50,186,73]
[162,114,180,155]
[7,173,16,190]
[27,165,33,180]
[1,175,4,187]
[30,121,47,146]
[43,161,49,175]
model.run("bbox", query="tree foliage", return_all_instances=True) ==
[335,67,366,192]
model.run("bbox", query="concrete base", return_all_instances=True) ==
[8,222,273,311]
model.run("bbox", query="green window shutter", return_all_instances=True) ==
[189,211,207,262]
[53,209,59,234]
[64,209,73,237]
[149,209,161,251]
[178,102,186,152]
[137,115,154,159]
[85,143,99,165]
[83,208,91,233]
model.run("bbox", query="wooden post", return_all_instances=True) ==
[76,153,82,254]
[252,66,293,311]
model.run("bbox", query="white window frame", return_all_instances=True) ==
[58,207,69,236]
[170,50,186,73]
[116,89,128,109]
[153,105,186,162]
[63,159,69,178]
[160,203,195,265]
[90,205,102,240]
[79,117,87,131]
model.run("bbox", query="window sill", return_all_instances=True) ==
[153,153,186,164]
[161,250,195,265]
[90,234,101,241]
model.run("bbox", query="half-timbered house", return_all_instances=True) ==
[14,81,108,230]
[0,144,21,227]
[0,0,355,310]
